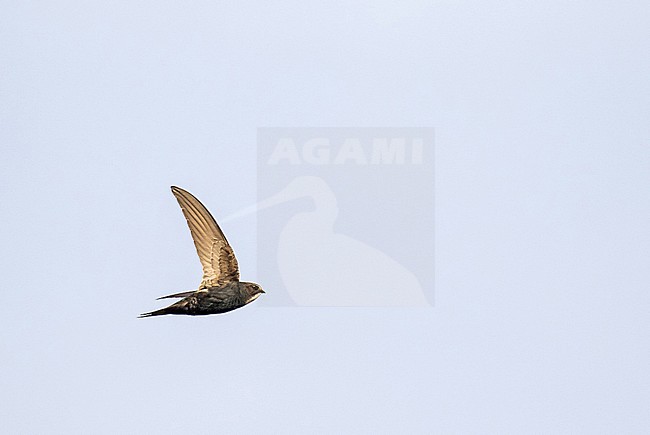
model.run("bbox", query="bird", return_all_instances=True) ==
[139,186,265,318]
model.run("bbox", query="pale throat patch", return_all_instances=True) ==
[246,293,261,304]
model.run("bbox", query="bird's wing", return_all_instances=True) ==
[171,186,240,288]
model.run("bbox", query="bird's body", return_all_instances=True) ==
[140,281,263,317]
[139,186,264,318]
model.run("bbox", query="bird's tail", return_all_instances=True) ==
[156,290,197,300]
[138,307,170,318]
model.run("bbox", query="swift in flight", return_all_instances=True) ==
[139,186,264,318]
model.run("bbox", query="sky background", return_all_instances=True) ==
[1,1,649,433]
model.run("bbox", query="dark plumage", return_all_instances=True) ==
[139,186,264,318]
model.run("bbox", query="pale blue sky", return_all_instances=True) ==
[1,1,649,433]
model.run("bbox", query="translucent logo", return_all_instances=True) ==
[228,128,434,307]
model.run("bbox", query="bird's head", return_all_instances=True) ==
[243,282,265,304]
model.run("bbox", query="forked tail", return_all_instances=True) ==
[156,290,197,300]
[138,307,171,318]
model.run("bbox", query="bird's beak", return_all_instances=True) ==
[221,182,303,224]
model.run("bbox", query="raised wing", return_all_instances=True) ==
[171,186,239,288]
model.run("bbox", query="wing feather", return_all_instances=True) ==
[170,186,240,288]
